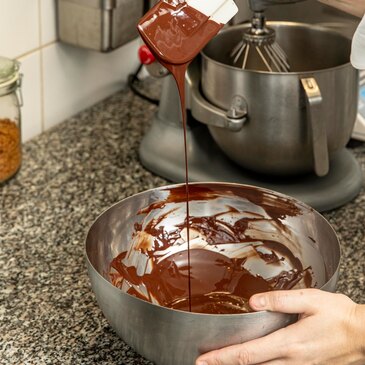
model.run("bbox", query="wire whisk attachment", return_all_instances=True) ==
[230,11,290,72]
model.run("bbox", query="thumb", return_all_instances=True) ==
[249,289,325,315]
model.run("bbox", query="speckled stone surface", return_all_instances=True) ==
[0,79,364,364]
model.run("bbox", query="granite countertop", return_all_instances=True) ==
[1,79,365,364]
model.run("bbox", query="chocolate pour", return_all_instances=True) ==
[109,2,314,314]
[173,63,192,312]
[138,1,224,312]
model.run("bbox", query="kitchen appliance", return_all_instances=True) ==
[86,182,341,365]
[138,3,363,212]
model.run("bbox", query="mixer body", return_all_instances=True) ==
[190,22,359,176]
[138,7,363,210]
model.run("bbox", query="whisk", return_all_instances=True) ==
[230,0,304,72]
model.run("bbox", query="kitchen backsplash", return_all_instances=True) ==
[0,0,140,142]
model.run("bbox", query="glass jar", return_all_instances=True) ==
[0,56,23,183]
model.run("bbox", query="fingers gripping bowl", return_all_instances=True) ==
[85,183,341,365]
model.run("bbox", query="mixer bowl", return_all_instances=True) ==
[191,22,359,176]
[86,183,341,365]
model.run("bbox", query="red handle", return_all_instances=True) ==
[138,45,156,65]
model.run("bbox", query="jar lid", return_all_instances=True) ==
[0,56,20,87]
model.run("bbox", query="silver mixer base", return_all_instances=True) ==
[139,117,363,212]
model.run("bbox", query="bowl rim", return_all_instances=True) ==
[201,21,354,76]
[85,181,341,318]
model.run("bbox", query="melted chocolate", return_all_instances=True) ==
[110,199,313,314]
[109,2,314,314]
[137,1,223,65]
[138,1,224,312]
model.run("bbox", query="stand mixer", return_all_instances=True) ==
[138,0,363,212]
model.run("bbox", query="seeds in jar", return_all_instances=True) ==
[0,118,21,182]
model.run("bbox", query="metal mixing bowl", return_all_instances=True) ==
[85,183,341,365]
[190,22,358,176]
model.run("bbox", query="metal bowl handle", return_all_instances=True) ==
[301,78,329,177]
[191,89,248,132]
[187,58,247,132]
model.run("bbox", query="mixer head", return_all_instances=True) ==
[248,0,306,12]
[230,0,305,72]
[230,11,290,72]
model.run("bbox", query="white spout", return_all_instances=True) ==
[186,0,239,24]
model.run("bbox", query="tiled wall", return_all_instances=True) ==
[0,0,140,142]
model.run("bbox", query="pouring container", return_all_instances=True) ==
[189,22,359,176]
[86,183,341,365]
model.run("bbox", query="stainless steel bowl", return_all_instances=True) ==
[85,183,341,365]
[189,22,359,176]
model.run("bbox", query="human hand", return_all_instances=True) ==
[318,0,365,17]
[196,289,365,365]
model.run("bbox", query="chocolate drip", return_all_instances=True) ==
[138,1,224,312]
[111,2,315,315]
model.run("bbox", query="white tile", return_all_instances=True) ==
[0,0,40,58]
[40,0,58,45]
[42,39,140,130]
[17,52,43,142]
